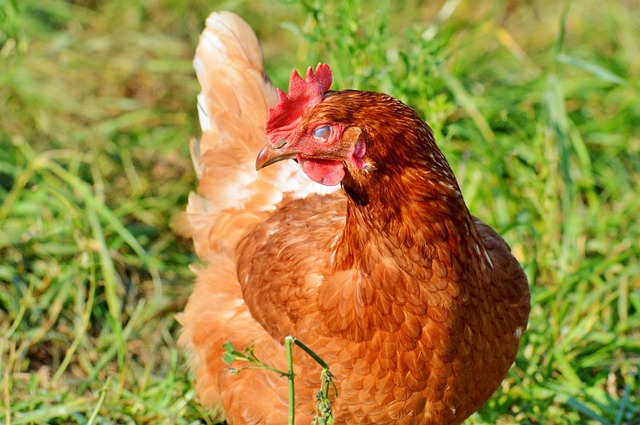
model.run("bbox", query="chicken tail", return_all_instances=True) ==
[177,11,335,260]
[174,11,274,259]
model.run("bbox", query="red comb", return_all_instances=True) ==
[265,63,332,143]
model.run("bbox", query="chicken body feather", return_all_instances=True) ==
[178,11,530,425]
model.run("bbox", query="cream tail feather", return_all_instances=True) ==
[182,11,337,261]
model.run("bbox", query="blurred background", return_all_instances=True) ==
[1,0,638,423]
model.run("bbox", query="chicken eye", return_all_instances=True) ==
[313,125,331,141]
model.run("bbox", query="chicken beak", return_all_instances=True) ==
[255,142,298,170]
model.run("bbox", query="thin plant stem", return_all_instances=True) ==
[285,336,296,425]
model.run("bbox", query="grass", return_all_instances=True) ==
[1,0,638,423]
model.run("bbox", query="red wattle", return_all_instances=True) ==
[298,157,345,186]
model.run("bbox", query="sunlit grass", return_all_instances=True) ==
[1,0,638,423]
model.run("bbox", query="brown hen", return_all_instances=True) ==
[177,11,531,425]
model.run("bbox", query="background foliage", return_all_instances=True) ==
[1,0,638,423]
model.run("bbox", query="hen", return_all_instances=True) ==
[178,11,531,425]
